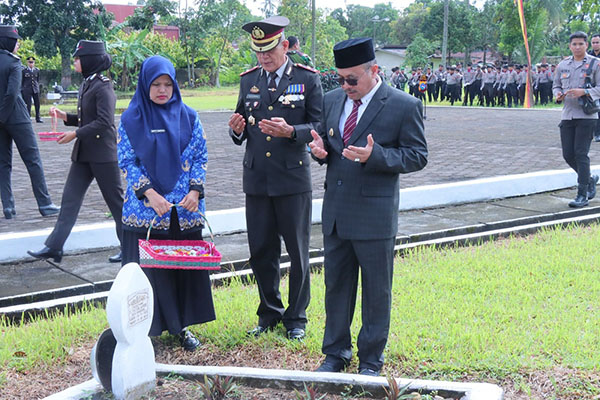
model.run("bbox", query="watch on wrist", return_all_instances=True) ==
[585,88,590,96]
[290,128,297,140]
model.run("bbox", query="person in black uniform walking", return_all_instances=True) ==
[21,56,42,123]
[28,40,123,263]
[0,25,59,220]
[228,16,323,341]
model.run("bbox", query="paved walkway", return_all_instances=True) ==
[2,106,592,235]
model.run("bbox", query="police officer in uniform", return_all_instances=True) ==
[28,40,123,263]
[0,25,59,219]
[287,35,314,67]
[553,31,600,208]
[21,56,42,122]
[228,16,323,341]
[588,33,600,142]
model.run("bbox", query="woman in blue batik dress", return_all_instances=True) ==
[117,55,214,351]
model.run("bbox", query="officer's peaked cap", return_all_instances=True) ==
[333,38,375,69]
[242,16,289,53]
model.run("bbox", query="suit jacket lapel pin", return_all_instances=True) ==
[329,128,334,137]
[250,86,260,93]
[248,115,256,126]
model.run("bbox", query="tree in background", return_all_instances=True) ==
[307,15,347,69]
[393,1,431,47]
[126,0,177,30]
[331,3,395,45]
[422,0,476,64]
[405,33,436,68]
[0,0,113,89]
[498,0,550,63]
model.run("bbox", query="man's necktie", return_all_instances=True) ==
[268,72,278,101]
[342,99,362,145]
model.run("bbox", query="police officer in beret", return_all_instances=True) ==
[22,56,42,123]
[0,25,59,219]
[28,40,123,263]
[228,16,323,341]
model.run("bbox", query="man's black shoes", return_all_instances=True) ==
[315,356,349,373]
[286,328,305,341]
[27,246,63,263]
[358,368,380,376]
[246,325,273,337]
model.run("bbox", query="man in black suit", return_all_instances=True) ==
[0,25,59,219]
[310,38,428,376]
[21,56,42,123]
[228,16,322,341]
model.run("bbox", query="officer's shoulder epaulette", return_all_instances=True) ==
[294,63,318,73]
[97,74,111,82]
[240,66,260,76]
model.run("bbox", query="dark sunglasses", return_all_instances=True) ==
[336,69,368,86]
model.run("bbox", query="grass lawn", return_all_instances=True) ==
[38,86,240,116]
[2,224,600,398]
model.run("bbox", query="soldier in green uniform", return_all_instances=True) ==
[228,16,323,341]
[286,35,314,67]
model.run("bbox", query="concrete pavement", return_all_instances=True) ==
[2,106,600,300]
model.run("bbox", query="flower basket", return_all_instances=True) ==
[138,207,221,270]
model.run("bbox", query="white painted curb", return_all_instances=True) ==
[42,365,503,400]
[2,166,596,263]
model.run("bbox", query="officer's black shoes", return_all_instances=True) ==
[315,355,350,373]
[178,329,200,351]
[569,186,589,208]
[246,325,272,337]
[286,328,305,341]
[27,246,63,263]
[108,251,122,263]
[39,203,60,217]
[588,175,599,200]
[358,368,380,376]
[3,207,16,219]
[36,119,43,123]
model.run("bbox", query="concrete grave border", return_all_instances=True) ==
[42,364,503,399]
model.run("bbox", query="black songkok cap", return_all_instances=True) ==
[73,40,107,57]
[242,16,289,53]
[0,25,21,39]
[333,38,375,69]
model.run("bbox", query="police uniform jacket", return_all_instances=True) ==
[553,54,600,120]
[316,83,428,240]
[231,59,322,196]
[64,73,117,163]
[21,66,40,94]
[0,50,30,125]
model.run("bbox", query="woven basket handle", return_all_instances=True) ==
[146,205,215,242]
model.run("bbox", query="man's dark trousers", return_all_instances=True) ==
[560,119,596,186]
[321,230,395,371]
[0,123,51,210]
[246,192,311,330]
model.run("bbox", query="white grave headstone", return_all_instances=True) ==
[100,262,156,399]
